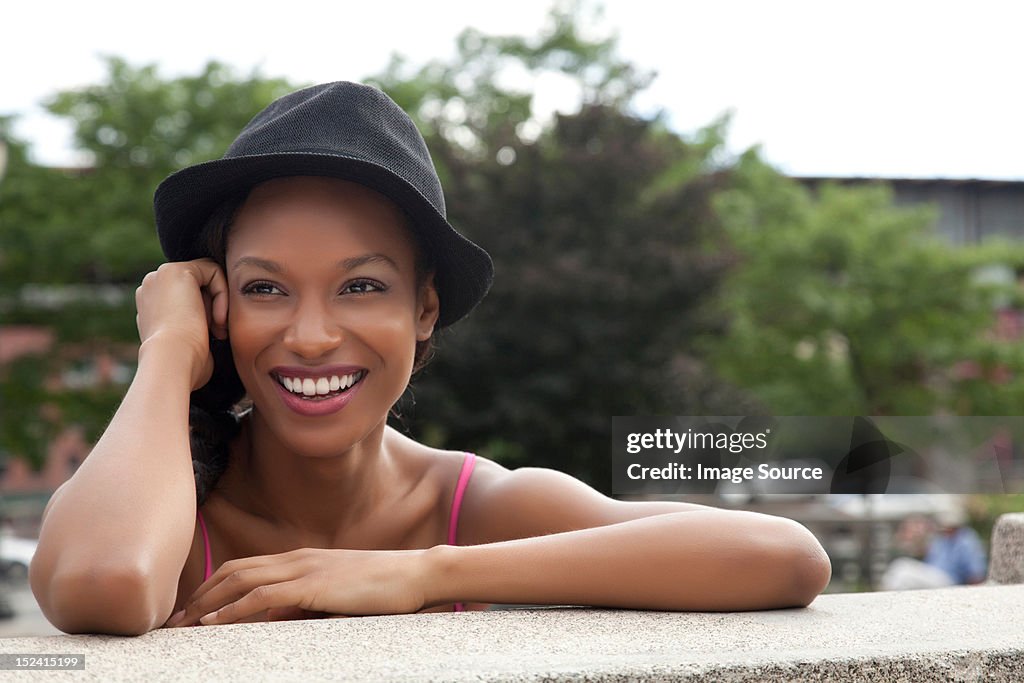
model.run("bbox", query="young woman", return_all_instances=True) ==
[29,82,831,635]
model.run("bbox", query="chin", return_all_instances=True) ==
[272,411,383,457]
[247,377,397,451]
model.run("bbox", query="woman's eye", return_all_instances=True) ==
[241,281,282,297]
[343,279,385,294]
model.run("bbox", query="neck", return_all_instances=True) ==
[218,409,400,543]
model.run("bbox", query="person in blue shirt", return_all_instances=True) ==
[881,503,988,590]
[924,507,988,585]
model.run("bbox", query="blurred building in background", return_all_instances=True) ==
[0,324,135,533]
[797,177,1024,244]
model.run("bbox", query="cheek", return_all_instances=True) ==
[226,301,275,367]
[348,305,418,366]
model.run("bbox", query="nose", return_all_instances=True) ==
[282,298,344,359]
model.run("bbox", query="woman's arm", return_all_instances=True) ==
[30,260,229,635]
[432,462,830,611]
[29,339,197,634]
[169,463,830,625]
[423,508,830,611]
[167,506,828,625]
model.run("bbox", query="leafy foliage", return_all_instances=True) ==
[1,58,296,288]
[0,61,297,468]
[706,152,1024,416]
[370,10,756,484]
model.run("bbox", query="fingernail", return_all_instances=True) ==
[199,611,217,625]
[167,610,185,627]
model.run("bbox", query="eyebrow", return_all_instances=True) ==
[231,253,399,274]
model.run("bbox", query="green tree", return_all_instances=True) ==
[369,4,756,485]
[39,57,296,283]
[0,119,84,289]
[706,152,1024,416]
[0,61,297,467]
[2,58,296,292]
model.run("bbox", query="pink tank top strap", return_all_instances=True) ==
[448,452,477,612]
[197,509,213,582]
[447,452,476,546]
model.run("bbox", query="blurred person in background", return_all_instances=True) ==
[924,506,987,585]
[880,503,987,590]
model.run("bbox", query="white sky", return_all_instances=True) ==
[2,0,1021,179]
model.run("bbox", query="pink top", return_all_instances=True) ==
[196,452,477,612]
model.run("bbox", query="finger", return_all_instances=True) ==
[199,579,309,626]
[172,560,302,627]
[208,267,230,341]
[189,258,230,341]
[173,561,293,626]
[187,257,222,288]
[191,549,304,603]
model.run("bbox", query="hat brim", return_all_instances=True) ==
[154,152,493,328]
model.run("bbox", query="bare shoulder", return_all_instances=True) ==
[456,456,727,546]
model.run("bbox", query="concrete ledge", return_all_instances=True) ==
[4,510,1019,680]
[989,512,1024,585]
[1,585,1021,681]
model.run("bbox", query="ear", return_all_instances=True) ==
[415,273,440,341]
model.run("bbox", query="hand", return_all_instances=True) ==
[135,259,229,392]
[165,547,431,627]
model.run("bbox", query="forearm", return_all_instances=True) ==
[425,510,831,612]
[31,339,197,631]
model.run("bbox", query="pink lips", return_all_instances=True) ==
[270,367,367,417]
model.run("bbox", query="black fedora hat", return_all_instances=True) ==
[154,81,493,328]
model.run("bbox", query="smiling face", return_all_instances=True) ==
[224,176,439,456]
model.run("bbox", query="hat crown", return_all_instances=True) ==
[225,81,446,216]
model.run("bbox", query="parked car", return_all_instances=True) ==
[0,533,37,582]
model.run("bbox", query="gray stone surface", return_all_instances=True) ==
[0,585,1021,681]
[989,513,1024,585]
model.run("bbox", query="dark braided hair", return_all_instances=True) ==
[187,183,437,504]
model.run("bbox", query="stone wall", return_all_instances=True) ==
[1,513,1021,682]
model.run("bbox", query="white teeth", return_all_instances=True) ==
[277,371,363,396]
